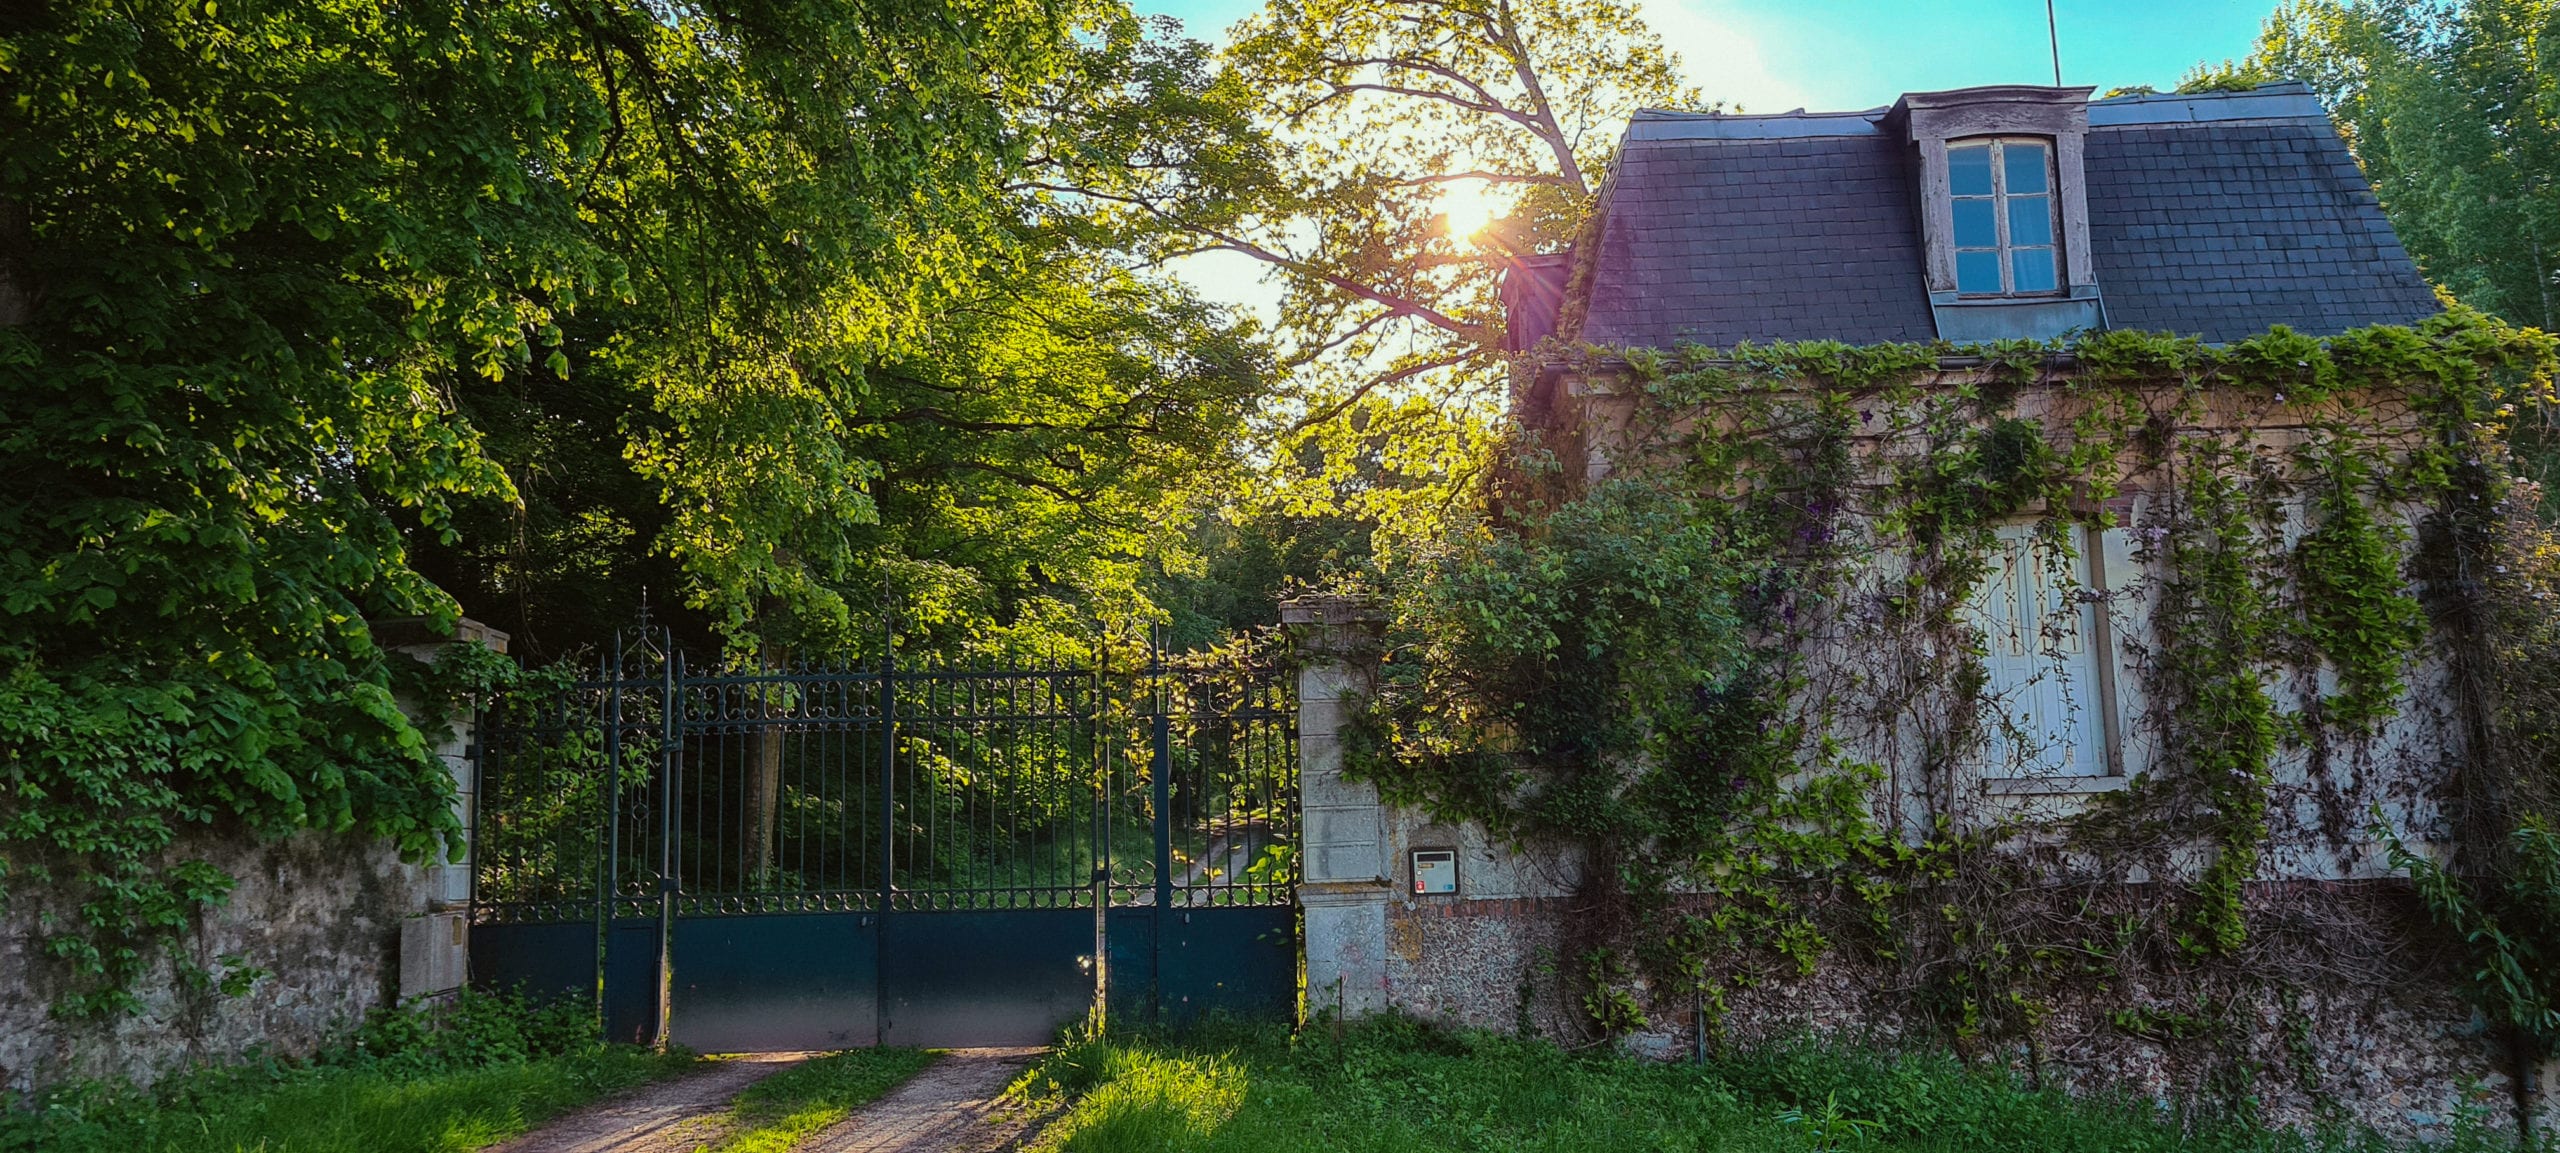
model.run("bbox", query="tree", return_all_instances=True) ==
[0,0,1089,1010]
[1032,0,1700,548]
[396,12,1280,665]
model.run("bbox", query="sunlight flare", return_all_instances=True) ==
[1439,179,1509,248]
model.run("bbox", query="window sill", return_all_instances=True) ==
[1980,775,2129,797]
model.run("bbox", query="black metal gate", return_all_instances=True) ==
[466,630,1297,1050]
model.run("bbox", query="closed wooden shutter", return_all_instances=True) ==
[1968,522,2110,777]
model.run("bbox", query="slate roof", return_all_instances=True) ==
[1566,83,2440,349]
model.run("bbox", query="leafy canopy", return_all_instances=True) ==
[0,0,1104,1012]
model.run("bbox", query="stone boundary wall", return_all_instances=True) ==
[1368,882,2555,1139]
[0,621,498,1095]
[0,829,436,1093]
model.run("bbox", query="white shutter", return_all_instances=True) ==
[1969,522,2109,777]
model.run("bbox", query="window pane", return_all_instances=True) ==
[1958,249,2004,293]
[2003,142,2049,194]
[1952,198,1997,248]
[2012,247,2058,292]
[1949,144,1993,196]
[2008,195,2053,247]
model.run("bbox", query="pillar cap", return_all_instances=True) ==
[1279,593,1384,626]
[372,616,511,655]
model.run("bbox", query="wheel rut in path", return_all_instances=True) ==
[488,1050,813,1153]
[798,1047,1050,1153]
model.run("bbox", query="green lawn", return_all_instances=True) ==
[1015,1018,2519,1153]
[705,1048,941,1153]
[1,1044,696,1153]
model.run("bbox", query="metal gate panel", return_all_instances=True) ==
[1159,906,1297,1024]
[469,920,597,1003]
[880,909,1095,1047]
[1103,907,1157,1023]
[603,919,662,1046]
[469,629,1300,1049]
[672,913,879,1050]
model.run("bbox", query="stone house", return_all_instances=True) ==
[1299,84,2551,1135]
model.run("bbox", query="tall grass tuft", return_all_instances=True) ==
[1025,1036,1247,1152]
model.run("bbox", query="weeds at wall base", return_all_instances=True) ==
[1019,1016,2551,1153]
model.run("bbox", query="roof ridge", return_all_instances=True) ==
[1628,81,2326,143]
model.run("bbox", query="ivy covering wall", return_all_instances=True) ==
[1349,310,2560,1121]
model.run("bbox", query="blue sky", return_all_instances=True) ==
[1133,0,2277,113]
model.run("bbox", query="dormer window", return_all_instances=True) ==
[1949,138,2060,296]
[1888,86,2100,339]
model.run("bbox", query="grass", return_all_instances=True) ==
[1013,1017,2531,1153]
[0,989,705,1153]
[704,1048,941,1153]
[1,1043,695,1153]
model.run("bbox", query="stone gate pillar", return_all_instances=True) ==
[1282,594,1392,1018]
[380,616,510,1002]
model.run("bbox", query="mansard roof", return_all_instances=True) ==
[1561,82,2439,349]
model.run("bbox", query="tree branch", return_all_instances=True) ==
[1309,82,1540,131]
[1323,52,1512,112]
[1492,0,1587,194]
[1285,349,1476,435]
[1395,170,1576,188]
[1006,184,1476,335]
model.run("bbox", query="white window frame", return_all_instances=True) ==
[1948,137,2064,299]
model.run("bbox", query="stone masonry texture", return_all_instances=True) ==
[0,825,437,1093]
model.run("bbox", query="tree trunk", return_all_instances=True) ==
[0,198,31,328]
[749,633,788,883]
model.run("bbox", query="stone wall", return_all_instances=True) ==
[1368,880,2554,1138]
[0,828,435,1093]
[0,621,497,1095]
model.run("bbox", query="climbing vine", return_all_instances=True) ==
[1350,309,2560,1111]
[2150,445,2283,957]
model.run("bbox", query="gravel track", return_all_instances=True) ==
[796,1048,1051,1153]
[486,1051,814,1153]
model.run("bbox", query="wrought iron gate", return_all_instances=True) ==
[466,630,1298,1049]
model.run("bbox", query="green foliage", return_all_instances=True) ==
[2293,454,2427,731]
[0,0,1281,1013]
[2154,451,2285,955]
[1774,1091,1885,1150]
[2387,346,2560,1073]
[1356,473,1756,837]
[2383,819,2560,1056]
[1580,948,1649,1035]
[347,988,598,1075]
